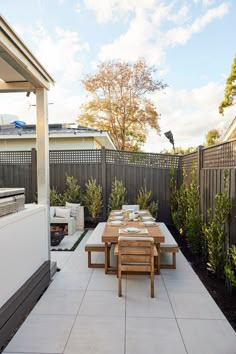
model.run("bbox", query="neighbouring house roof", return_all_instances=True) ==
[0,123,116,149]
[221,117,236,142]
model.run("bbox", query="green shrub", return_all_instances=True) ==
[83,178,103,223]
[50,187,64,206]
[108,178,126,211]
[148,200,159,218]
[185,165,204,255]
[203,170,232,276]
[63,175,81,203]
[135,186,158,217]
[224,245,236,290]
[171,168,188,235]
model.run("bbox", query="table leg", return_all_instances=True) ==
[157,243,160,275]
[105,243,109,274]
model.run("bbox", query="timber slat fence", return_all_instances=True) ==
[0,140,235,245]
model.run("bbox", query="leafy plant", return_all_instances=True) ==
[63,175,81,203]
[108,178,126,211]
[82,178,103,223]
[148,200,159,218]
[185,164,204,255]
[171,167,188,235]
[169,165,178,219]
[203,170,232,276]
[135,186,158,217]
[224,245,236,290]
[50,187,64,206]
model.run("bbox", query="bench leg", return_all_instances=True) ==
[160,251,177,269]
[87,250,106,268]
[173,252,176,269]
[88,251,92,267]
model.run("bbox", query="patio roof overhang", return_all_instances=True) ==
[0,15,55,206]
[0,15,54,92]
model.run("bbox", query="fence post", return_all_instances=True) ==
[197,145,203,214]
[101,147,107,221]
[31,148,37,202]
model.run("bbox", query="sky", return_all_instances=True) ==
[0,0,235,152]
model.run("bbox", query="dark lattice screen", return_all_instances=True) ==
[49,149,102,164]
[181,152,198,170]
[0,151,32,164]
[106,150,181,168]
[202,140,236,168]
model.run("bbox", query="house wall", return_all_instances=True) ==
[0,137,100,151]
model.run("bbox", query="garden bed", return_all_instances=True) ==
[168,225,236,332]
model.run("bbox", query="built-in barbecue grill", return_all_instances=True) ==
[0,188,25,217]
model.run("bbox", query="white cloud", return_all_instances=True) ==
[97,2,229,65]
[83,0,156,23]
[144,82,235,152]
[15,23,89,83]
[98,8,166,65]
[202,0,216,7]
[164,3,229,46]
[75,3,81,12]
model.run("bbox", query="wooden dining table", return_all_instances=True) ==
[102,210,165,275]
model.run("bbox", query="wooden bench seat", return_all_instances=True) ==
[85,222,109,268]
[158,222,179,269]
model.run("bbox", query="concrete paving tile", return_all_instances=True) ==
[48,271,91,290]
[50,251,72,269]
[126,277,175,318]
[88,268,125,291]
[31,289,85,315]
[169,292,226,319]
[178,318,236,354]
[4,314,75,353]
[126,317,187,354]
[126,273,161,295]
[163,276,208,293]
[64,316,125,354]
[79,290,125,317]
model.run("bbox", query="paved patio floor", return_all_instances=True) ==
[3,231,236,354]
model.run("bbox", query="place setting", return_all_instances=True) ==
[119,226,149,234]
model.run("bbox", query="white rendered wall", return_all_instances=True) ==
[0,137,100,151]
[0,204,49,308]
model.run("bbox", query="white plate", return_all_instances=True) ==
[124,227,140,233]
[142,221,156,226]
[142,216,155,221]
[111,211,123,215]
[138,211,148,215]
[110,216,124,220]
[110,220,124,225]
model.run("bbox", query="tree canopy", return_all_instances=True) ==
[205,129,220,146]
[160,146,196,155]
[219,56,236,115]
[77,59,167,151]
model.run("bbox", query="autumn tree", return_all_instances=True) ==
[77,59,167,151]
[205,129,220,146]
[219,56,236,115]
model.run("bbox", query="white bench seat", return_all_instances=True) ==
[85,222,109,268]
[50,217,76,236]
[158,222,179,269]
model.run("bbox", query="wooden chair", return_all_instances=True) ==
[116,236,156,298]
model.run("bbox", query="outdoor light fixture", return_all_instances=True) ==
[164,130,175,153]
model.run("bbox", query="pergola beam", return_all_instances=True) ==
[0,81,35,92]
